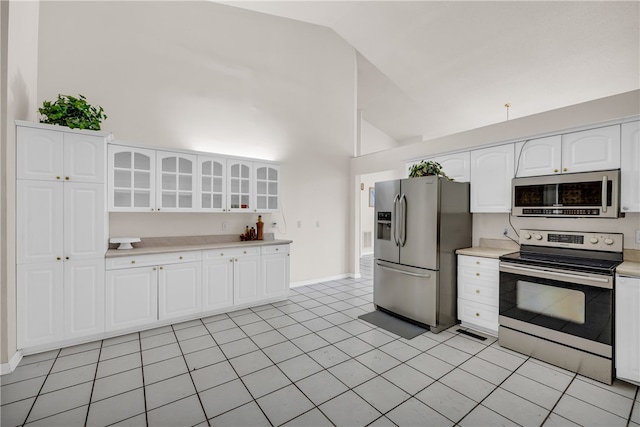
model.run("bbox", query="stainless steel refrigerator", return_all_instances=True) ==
[374,176,472,333]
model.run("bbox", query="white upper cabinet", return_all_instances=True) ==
[515,135,562,177]
[227,160,253,212]
[156,151,196,212]
[108,145,156,212]
[255,163,280,212]
[429,152,471,182]
[621,121,640,213]
[470,144,515,213]
[17,125,106,183]
[198,156,227,212]
[561,125,620,174]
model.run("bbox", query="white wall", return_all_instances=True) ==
[1,0,39,366]
[37,1,357,283]
[359,117,398,155]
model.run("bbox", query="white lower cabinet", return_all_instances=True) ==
[457,255,500,335]
[615,275,640,385]
[64,259,105,340]
[158,262,202,320]
[106,267,158,332]
[202,250,235,312]
[17,262,64,349]
[234,248,262,306]
[262,245,290,299]
[18,259,106,349]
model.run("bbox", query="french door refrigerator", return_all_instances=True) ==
[374,176,471,333]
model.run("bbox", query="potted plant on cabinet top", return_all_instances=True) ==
[39,94,107,130]
[408,160,451,180]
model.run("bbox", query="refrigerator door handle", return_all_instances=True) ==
[393,194,400,246]
[400,194,407,246]
[377,263,432,278]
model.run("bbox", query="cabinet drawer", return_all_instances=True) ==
[458,265,499,285]
[458,255,499,270]
[261,245,289,255]
[106,251,201,270]
[459,279,498,306]
[458,299,498,332]
[203,246,260,260]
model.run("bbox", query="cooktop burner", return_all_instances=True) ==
[500,250,622,275]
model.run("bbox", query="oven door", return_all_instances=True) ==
[499,262,613,357]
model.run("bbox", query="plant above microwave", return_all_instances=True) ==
[39,94,107,130]
[408,160,451,180]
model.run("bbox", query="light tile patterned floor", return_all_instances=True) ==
[1,256,638,426]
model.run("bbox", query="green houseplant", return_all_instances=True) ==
[408,160,451,180]
[39,94,107,130]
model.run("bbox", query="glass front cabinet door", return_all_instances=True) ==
[255,163,280,213]
[156,151,196,212]
[199,156,227,212]
[227,160,253,212]
[108,145,156,212]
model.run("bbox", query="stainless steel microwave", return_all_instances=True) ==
[512,169,621,218]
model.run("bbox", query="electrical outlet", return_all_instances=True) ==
[503,228,509,236]
[222,222,228,231]
[271,222,277,228]
[636,229,640,244]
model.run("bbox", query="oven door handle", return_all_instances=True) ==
[500,263,613,289]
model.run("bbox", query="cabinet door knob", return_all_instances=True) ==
[65,176,70,180]
[157,208,161,211]
[476,273,480,276]
[131,260,136,264]
[159,266,163,270]
[563,167,568,172]
[475,261,479,264]
[230,259,233,262]
[235,258,238,261]
[243,251,247,254]
[151,208,154,211]
[179,256,183,260]
[65,256,70,260]
[220,253,224,256]
[56,176,61,180]
[275,248,279,251]
[153,267,156,271]
[475,289,480,294]
[56,257,61,260]
[554,169,559,173]
[475,312,480,317]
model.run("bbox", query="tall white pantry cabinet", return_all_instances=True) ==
[16,121,109,350]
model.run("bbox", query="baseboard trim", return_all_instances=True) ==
[0,350,23,375]
[291,273,353,288]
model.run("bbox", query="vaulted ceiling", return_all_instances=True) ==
[218,1,639,143]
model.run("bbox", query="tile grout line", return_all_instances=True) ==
[83,340,104,427]
[19,348,61,427]
[137,331,149,427]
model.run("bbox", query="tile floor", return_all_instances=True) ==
[1,256,639,427]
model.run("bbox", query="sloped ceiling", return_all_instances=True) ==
[217,1,640,142]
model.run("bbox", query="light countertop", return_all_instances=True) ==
[455,246,518,259]
[106,234,292,258]
[617,261,640,278]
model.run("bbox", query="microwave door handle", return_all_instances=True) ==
[601,175,608,213]
[393,194,400,246]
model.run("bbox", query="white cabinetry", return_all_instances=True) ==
[202,250,235,312]
[232,247,262,306]
[515,135,562,177]
[108,145,156,211]
[561,125,620,174]
[262,245,290,300]
[621,121,640,213]
[106,267,158,332]
[615,275,640,385]
[227,159,253,212]
[457,255,499,336]
[470,144,514,213]
[515,126,620,177]
[16,122,108,351]
[255,163,280,212]
[158,262,202,320]
[429,152,471,182]
[105,251,202,332]
[157,151,196,212]
[199,156,227,212]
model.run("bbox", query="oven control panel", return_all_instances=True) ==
[519,229,623,252]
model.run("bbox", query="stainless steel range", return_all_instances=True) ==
[498,229,623,384]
